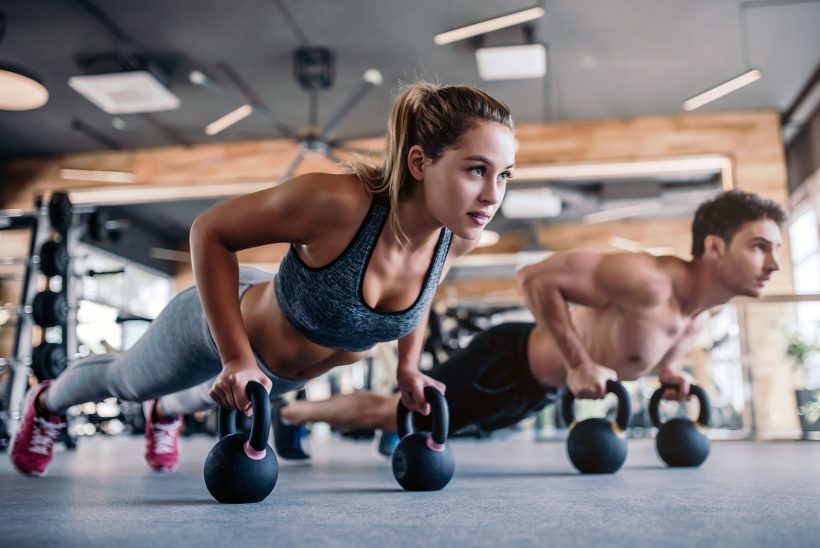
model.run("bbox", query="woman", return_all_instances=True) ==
[12,82,516,476]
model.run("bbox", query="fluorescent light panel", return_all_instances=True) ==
[476,44,546,81]
[205,104,253,136]
[683,69,762,111]
[434,7,545,45]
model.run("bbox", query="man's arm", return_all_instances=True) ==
[653,311,711,400]
[516,250,672,398]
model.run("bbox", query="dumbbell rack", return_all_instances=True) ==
[0,193,77,450]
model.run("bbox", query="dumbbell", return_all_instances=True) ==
[0,342,67,380]
[31,342,68,381]
[561,380,632,474]
[649,383,711,467]
[48,192,73,233]
[0,290,70,327]
[87,210,129,244]
[0,240,70,278]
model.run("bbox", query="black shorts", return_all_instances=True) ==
[418,322,559,434]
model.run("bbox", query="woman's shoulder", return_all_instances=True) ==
[286,172,374,226]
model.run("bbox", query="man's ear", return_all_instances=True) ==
[703,234,726,258]
[407,145,426,181]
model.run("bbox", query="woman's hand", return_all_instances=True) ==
[397,369,446,416]
[209,359,272,416]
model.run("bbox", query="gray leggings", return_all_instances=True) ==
[44,267,306,416]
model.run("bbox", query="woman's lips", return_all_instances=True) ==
[468,212,491,226]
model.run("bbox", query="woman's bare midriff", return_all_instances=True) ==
[239,282,369,381]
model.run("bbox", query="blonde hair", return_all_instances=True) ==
[347,82,514,245]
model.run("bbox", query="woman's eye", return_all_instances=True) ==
[470,166,486,176]
[499,171,512,181]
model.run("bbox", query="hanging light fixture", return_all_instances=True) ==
[0,61,49,110]
[682,4,761,111]
[0,10,49,111]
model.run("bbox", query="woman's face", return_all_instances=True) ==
[416,121,516,240]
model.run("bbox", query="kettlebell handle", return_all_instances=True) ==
[561,379,632,431]
[217,380,272,452]
[648,383,711,428]
[396,386,449,445]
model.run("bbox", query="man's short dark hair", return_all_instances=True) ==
[691,190,787,257]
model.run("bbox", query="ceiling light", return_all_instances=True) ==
[514,155,734,189]
[607,236,643,251]
[68,70,180,114]
[205,104,253,136]
[0,62,48,110]
[363,69,383,86]
[477,230,500,248]
[475,44,546,81]
[434,7,545,45]
[188,70,208,86]
[149,248,191,263]
[501,188,562,219]
[110,117,130,131]
[582,203,660,224]
[683,69,762,111]
[60,169,135,183]
[66,180,275,205]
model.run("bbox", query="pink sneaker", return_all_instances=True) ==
[10,380,66,477]
[143,400,182,472]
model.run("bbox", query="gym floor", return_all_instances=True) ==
[1,435,818,547]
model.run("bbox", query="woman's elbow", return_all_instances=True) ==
[189,213,217,251]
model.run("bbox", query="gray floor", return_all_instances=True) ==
[1,434,818,547]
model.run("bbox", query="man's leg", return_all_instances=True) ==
[281,391,399,433]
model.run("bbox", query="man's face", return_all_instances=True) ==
[716,219,782,297]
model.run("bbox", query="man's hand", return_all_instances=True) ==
[397,369,446,416]
[209,359,272,416]
[566,361,618,399]
[657,368,696,401]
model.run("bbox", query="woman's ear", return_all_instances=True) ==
[407,145,426,181]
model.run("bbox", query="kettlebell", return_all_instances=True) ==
[561,380,632,474]
[391,386,454,491]
[204,381,278,503]
[649,383,711,467]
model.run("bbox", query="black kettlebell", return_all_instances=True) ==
[561,380,632,474]
[649,383,711,467]
[204,381,278,503]
[391,386,454,491]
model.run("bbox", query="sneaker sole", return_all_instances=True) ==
[10,454,48,477]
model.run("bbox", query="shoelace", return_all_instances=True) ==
[30,417,65,456]
[152,421,181,454]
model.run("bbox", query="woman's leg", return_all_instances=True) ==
[43,286,223,414]
[11,286,223,476]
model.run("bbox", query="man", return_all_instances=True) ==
[274,190,786,457]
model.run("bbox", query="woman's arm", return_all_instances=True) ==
[192,173,364,413]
